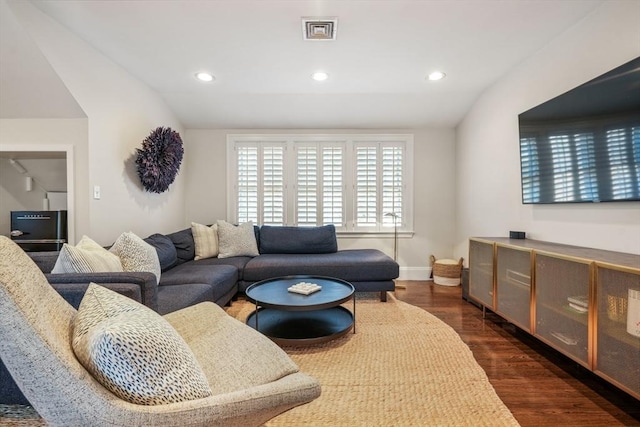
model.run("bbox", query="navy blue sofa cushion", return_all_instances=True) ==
[259,225,338,254]
[189,256,253,281]
[159,263,238,288]
[243,249,398,282]
[144,233,178,271]
[166,228,195,265]
[158,263,238,314]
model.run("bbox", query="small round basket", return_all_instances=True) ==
[430,255,464,286]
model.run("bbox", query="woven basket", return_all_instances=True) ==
[430,255,464,286]
[607,295,628,323]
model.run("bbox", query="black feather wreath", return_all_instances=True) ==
[135,127,184,193]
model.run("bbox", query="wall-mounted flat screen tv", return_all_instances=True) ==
[518,57,640,204]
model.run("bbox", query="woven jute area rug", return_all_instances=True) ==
[226,294,520,427]
[0,294,519,426]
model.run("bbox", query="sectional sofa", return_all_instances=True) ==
[31,224,398,313]
[1,223,399,404]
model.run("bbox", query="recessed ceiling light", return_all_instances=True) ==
[195,72,214,82]
[312,71,329,81]
[427,71,446,81]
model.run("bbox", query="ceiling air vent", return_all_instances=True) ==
[302,17,337,41]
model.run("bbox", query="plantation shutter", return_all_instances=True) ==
[355,146,378,227]
[263,146,285,225]
[230,134,412,232]
[236,145,258,223]
[382,145,403,226]
[295,144,344,227]
[235,143,285,225]
[296,146,318,225]
[322,146,344,226]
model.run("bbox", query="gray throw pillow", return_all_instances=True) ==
[109,232,161,284]
[216,220,259,258]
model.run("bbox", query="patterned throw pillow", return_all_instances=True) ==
[109,232,161,284]
[72,284,212,405]
[216,220,260,259]
[191,222,219,260]
[52,235,123,274]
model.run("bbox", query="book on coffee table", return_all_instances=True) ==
[288,282,322,295]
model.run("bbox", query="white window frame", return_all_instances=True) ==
[227,134,414,236]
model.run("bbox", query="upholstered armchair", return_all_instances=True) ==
[0,236,320,426]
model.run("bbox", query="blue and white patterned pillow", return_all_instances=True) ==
[109,231,161,284]
[72,284,212,405]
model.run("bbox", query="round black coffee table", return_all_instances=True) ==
[245,275,355,346]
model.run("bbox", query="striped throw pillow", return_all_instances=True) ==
[191,222,219,260]
[52,235,123,274]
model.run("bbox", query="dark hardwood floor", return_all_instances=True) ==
[393,280,640,427]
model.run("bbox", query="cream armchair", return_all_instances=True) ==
[0,236,320,426]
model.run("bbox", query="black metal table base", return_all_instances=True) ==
[247,306,354,346]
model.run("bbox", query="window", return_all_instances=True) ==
[228,134,413,233]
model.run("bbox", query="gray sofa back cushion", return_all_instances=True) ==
[259,225,338,254]
[144,234,178,272]
[27,251,59,273]
[166,228,195,265]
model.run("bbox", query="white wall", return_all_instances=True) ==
[455,0,640,261]
[185,128,456,279]
[8,1,187,245]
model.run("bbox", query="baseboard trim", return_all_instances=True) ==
[397,267,432,281]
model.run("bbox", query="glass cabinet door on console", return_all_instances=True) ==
[469,239,494,309]
[495,244,532,331]
[595,265,640,397]
[534,253,591,367]
[468,237,640,400]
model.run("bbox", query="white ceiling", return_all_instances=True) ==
[6,0,605,129]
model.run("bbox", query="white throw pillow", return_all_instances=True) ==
[216,220,260,258]
[72,284,212,405]
[52,235,123,274]
[109,232,161,284]
[191,222,219,260]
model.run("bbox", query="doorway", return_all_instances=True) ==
[0,144,75,244]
